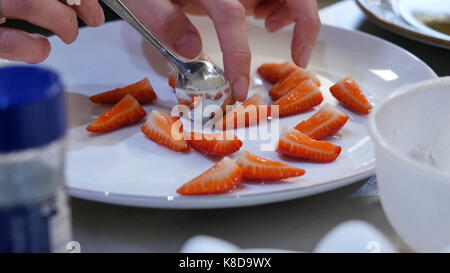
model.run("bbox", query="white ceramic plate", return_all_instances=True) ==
[356,0,450,49]
[42,16,436,209]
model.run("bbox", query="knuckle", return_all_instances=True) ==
[224,48,251,65]
[149,10,191,39]
[0,30,19,54]
[219,1,246,22]
[301,16,321,30]
[234,49,251,61]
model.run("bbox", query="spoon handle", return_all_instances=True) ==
[102,0,188,73]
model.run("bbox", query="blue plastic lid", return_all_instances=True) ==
[0,66,66,153]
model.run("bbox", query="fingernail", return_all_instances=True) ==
[94,9,105,27]
[232,76,249,101]
[297,44,313,68]
[174,31,202,59]
[30,33,47,39]
[266,20,279,32]
[266,19,285,32]
[28,33,51,64]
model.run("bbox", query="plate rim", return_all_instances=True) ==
[355,0,450,49]
[68,169,375,209]
[60,21,437,209]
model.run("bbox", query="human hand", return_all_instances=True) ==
[178,0,321,70]
[0,0,105,63]
[253,0,321,69]
[126,0,320,101]
[123,0,251,101]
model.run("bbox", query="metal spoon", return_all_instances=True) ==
[101,0,233,118]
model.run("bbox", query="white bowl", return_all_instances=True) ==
[368,76,450,252]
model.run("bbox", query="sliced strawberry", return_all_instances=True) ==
[177,157,243,195]
[187,131,242,156]
[329,77,372,115]
[269,68,321,100]
[272,79,323,117]
[276,127,341,162]
[242,92,266,107]
[215,93,271,130]
[141,110,189,152]
[87,94,146,133]
[295,103,349,140]
[89,78,157,104]
[168,73,176,88]
[257,61,299,84]
[236,150,305,180]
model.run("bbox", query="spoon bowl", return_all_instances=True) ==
[175,61,233,118]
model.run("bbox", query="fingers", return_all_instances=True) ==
[238,0,261,16]
[0,27,50,63]
[173,0,206,15]
[199,0,251,101]
[254,0,280,19]
[265,4,293,32]
[73,0,105,27]
[123,0,202,59]
[175,0,257,16]
[1,0,78,44]
[285,0,321,68]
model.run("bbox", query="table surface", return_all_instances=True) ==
[8,0,449,253]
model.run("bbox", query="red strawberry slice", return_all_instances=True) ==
[216,93,271,130]
[272,79,323,117]
[89,78,157,104]
[177,157,243,195]
[168,73,176,88]
[295,103,349,140]
[242,92,266,107]
[269,68,321,100]
[329,77,372,115]
[87,94,146,133]
[276,127,341,162]
[257,61,299,84]
[186,131,243,156]
[141,110,189,152]
[236,150,305,180]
